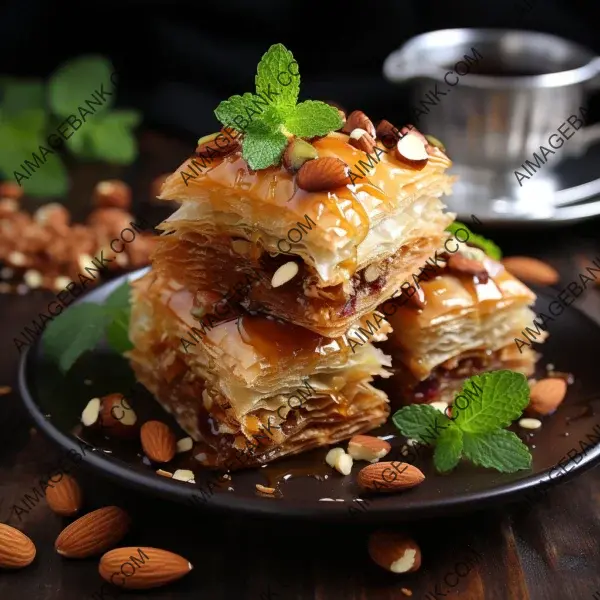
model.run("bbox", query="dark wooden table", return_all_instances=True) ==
[1,132,600,600]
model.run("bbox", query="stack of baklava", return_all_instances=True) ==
[127,112,457,469]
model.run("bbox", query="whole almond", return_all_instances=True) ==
[45,473,83,517]
[141,421,177,463]
[527,378,568,416]
[0,524,36,568]
[296,157,351,192]
[55,506,131,558]
[447,253,489,283]
[99,547,193,589]
[357,461,425,493]
[342,110,376,138]
[368,531,421,574]
[502,257,559,286]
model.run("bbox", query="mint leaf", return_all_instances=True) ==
[49,55,114,117]
[453,370,530,434]
[255,43,299,109]
[285,100,344,138]
[391,404,452,445]
[2,79,45,115]
[85,113,137,164]
[42,304,112,373]
[447,221,502,260]
[215,93,276,132]
[242,129,288,170]
[434,426,464,473]
[462,429,532,473]
[105,308,133,353]
[19,155,69,197]
[105,280,131,311]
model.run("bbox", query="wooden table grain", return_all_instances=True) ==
[1,132,600,600]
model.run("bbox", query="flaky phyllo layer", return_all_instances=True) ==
[153,131,454,337]
[381,255,540,403]
[128,272,391,468]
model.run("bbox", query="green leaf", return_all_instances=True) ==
[105,109,142,129]
[42,304,112,373]
[255,43,299,109]
[242,128,288,170]
[49,55,115,117]
[84,113,137,164]
[446,220,502,260]
[453,370,530,434]
[285,100,344,138]
[2,79,46,115]
[19,154,69,197]
[391,404,452,445]
[462,429,532,473]
[105,308,133,354]
[434,426,464,473]
[214,93,272,132]
[105,280,131,311]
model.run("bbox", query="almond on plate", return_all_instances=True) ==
[45,473,83,516]
[501,256,559,286]
[140,421,177,463]
[357,461,425,493]
[368,530,421,574]
[347,435,391,463]
[527,378,568,416]
[55,506,131,558]
[0,523,36,569]
[99,547,193,589]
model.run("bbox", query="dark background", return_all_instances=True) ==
[2,0,600,145]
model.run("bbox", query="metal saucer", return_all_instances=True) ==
[446,137,600,227]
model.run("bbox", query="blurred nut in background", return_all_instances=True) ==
[0,181,24,200]
[93,180,132,211]
[34,203,71,234]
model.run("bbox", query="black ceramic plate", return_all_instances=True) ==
[18,271,600,521]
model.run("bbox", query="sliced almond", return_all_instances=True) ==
[357,461,425,493]
[256,484,276,495]
[99,547,193,589]
[363,264,380,283]
[519,418,542,430]
[296,157,351,192]
[176,437,193,453]
[141,421,177,463]
[325,447,345,468]
[0,524,36,568]
[55,506,131,558]
[349,128,376,154]
[527,378,568,416]
[368,531,421,573]
[271,261,299,288]
[502,256,559,286]
[347,435,391,463]
[81,398,101,427]
[45,474,83,517]
[334,452,353,476]
[172,469,195,483]
[395,134,429,170]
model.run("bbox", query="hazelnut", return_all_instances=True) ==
[0,181,24,200]
[93,180,132,210]
[34,203,71,232]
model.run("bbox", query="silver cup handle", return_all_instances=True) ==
[382,48,441,82]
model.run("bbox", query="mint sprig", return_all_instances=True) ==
[392,370,532,474]
[42,280,132,373]
[214,43,343,170]
[447,219,502,261]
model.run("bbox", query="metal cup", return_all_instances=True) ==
[383,29,600,172]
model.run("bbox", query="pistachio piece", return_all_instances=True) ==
[283,139,319,174]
